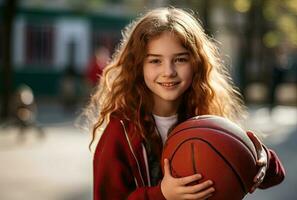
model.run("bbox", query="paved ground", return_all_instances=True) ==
[0,102,296,200]
[0,124,92,200]
[0,101,93,200]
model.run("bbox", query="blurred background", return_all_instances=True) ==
[0,0,296,199]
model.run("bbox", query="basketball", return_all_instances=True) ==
[161,115,259,200]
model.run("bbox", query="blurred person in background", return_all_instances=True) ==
[11,84,44,141]
[59,41,81,112]
[85,46,110,88]
[60,66,79,112]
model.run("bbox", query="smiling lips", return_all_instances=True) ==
[158,82,180,87]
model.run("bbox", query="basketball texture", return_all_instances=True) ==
[161,115,259,200]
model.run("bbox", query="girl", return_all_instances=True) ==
[83,7,285,200]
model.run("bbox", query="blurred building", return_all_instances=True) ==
[0,0,130,96]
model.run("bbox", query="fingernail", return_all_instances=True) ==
[196,174,202,178]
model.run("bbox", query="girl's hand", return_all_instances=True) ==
[161,159,215,200]
[247,131,268,193]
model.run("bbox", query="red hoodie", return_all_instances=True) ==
[93,116,285,200]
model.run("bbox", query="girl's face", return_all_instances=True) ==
[143,31,193,115]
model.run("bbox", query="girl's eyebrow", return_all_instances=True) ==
[146,52,189,57]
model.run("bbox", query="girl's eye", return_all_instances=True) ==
[149,59,161,64]
[175,57,189,63]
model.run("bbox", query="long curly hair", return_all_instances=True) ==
[81,7,246,152]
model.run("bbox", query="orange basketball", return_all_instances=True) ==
[161,115,259,200]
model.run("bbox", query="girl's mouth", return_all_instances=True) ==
[157,82,180,87]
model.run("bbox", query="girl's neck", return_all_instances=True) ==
[152,100,180,117]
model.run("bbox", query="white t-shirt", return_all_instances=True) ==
[153,114,178,144]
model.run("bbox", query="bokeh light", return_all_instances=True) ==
[233,0,251,13]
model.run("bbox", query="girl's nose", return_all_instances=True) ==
[162,61,177,77]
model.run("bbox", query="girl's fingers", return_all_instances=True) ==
[247,131,262,150]
[251,162,267,193]
[257,152,267,166]
[247,131,268,166]
[254,167,266,183]
[247,131,268,193]
[183,186,215,199]
[163,159,171,177]
[177,173,202,185]
[183,180,213,193]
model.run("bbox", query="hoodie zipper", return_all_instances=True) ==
[120,120,145,187]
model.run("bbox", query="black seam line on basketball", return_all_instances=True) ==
[191,143,198,174]
[169,138,247,194]
[168,126,257,162]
